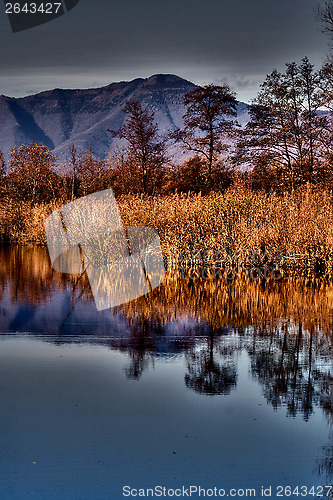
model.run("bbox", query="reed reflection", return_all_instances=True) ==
[0,244,332,416]
[0,243,92,304]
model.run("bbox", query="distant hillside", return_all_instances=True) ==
[0,74,249,161]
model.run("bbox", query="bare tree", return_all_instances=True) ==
[236,60,332,189]
[109,101,167,195]
[77,151,109,197]
[173,84,237,186]
[318,1,333,36]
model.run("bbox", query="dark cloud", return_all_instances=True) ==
[0,0,329,102]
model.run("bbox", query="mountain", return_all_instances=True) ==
[0,74,248,161]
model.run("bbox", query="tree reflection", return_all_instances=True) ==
[185,326,237,395]
[315,367,333,481]
[248,324,318,421]
[121,317,160,380]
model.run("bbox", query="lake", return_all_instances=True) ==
[0,244,332,499]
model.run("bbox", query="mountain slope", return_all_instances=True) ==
[0,74,248,161]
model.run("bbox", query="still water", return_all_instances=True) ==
[0,245,332,499]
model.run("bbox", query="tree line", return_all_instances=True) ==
[2,1,333,201]
[110,54,333,194]
[0,82,239,202]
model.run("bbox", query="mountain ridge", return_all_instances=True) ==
[0,74,248,161]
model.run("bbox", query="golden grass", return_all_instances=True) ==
[117,184,333,275]
[0,199,62,244]
[1,184,333,275]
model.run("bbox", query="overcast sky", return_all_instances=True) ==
[0,0,330,102]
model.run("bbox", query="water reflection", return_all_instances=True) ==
[0,244,332,489]
[249,324,316,420]
[0,245,332,398]
[185,330,238,395]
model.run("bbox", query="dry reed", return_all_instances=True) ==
[1,184,333,275]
